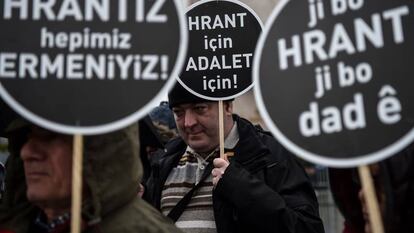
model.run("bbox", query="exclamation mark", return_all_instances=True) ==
[233,74,238,88]
[161,55,168,80]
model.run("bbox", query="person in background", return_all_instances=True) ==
[0,99,17,138]
[139,102,178,182]
[144,82,324,233]
[0,99,16,204]
[0,119,183,233]
[329,143,414,233]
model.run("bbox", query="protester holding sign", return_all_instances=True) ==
[0,120,183,233]
[139,102,178,182]
[0,0,189,232]
[143,82,324,233]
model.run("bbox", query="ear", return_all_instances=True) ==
[224,101,233,116]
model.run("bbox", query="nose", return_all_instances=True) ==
[184,110,197,128]
[20,138,43,162]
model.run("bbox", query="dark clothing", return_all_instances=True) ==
[328,169,364,233]
[329,143,414,233]
[384,144,414,233]
[0,99,18,137]
[144,115,324,233]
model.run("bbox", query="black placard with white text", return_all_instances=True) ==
[0,0,187,135]
[254,0,414,167]
[179,0,262,101]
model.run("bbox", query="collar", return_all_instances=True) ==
[224,121,239,149]
[34,211,70,233]
[232,115,270,164]
[186,122,239,159]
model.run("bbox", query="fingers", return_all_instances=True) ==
[212,158,229,187]
[213,158,229,168]
[358,189,372,233]
[212,167,225,177]
[138,183,145,197]
[365,224,372,233]
[212,167,225,187]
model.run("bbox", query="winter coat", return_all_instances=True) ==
[144,115,325,233]
[0,122,182,233]
[329,143,414,233]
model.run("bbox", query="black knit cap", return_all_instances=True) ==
[168,82,213,108]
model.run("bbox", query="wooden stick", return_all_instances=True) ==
[218,100,225,159]
[358,165,384,233]
[71,134,83,233]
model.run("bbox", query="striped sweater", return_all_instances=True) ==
[161,123,239,233]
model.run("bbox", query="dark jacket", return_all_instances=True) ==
[144,115,325,233]
[0,123,182,233]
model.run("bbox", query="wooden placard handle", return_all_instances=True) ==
[218,100,225,159]
[71,134,83,233]
[358,165,384,233]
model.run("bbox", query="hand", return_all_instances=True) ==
[358,189,372,233]
[212,158,229,188]
[138,183,145,197]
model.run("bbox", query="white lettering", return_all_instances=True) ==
[188,13,248,31]
[278,6,410,69]
[299,93,366,137]
[355,14,384,51]
[85,0,109,21]
[33,0,56,20]
[4,0,28,19]
[185,54,253,71]
[40,54,64,79]
[328,23,355,58]
[57,0,83,21]
[19,53,38,78]
[146,0,167,23]
[383,6,410,44]
[0,53,169,81]
[303,30,327,65]
[66,54,84,79]
[278,35,302,70]
[0,53,17,78]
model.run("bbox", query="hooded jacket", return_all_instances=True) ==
[0,123,182,233]
[144,115,325,233]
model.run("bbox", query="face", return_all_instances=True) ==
[172,102,233,154]
[20,127,73,209]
